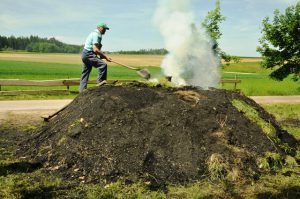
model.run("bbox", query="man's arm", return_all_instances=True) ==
[93,44,112,62]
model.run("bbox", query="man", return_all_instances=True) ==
[79,22,112,92]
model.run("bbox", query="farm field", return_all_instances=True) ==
[0,53,299,97]
[0,52,164,67]
[0,52,263,65]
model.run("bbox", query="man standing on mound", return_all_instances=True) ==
[79,22,112,93]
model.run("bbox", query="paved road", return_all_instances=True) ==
[0,96,299,120]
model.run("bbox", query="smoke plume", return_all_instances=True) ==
[154,0,220,88]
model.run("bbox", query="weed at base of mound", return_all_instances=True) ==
[257,152,284,171]
[206,153,229,181]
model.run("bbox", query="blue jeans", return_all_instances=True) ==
[79,49,107,92]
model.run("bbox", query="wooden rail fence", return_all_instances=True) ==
[0,78,241,96]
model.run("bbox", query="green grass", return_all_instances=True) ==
[223,62,272,74]
[0,60,161,80]
[232,99,277,139]
[0,60,161,96]
[222,73,299,96]
[263,104,300,139]
[1,160,299,198]
[0,59,299,97]
[221,62,300,95]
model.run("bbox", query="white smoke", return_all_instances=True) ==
[154,0,220,88]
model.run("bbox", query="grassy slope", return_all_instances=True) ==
[263,104,300,139]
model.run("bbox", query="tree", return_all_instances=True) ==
[257,2,300,81]
[0,35,83,53]
[202,0,240,65]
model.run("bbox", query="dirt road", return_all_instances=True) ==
[0,96,299,121]
[250,96,300,104]
[0,99,72,121]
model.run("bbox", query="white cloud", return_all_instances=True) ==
[0,0,100,30]
[54,35,84,45]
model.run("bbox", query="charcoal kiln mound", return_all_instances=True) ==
[19,82,298,186]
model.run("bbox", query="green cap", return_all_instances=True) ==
[97,22,109,30]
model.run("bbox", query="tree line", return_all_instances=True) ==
[0,35,168,55]
[0,35,83,53]
[114,48,168,55]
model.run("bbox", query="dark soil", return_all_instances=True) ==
[18,82,298,186]
[0,121,36,160]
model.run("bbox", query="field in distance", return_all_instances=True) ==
[0,52,163,67]
[0,52,262,67]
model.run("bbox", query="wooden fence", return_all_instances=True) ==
[0,79,126,95]
[0,79,241,96]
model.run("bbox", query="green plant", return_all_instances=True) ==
[257,152,284,170]
[257,2,300,81]
[232,100,277,138]
[206,153,229,181]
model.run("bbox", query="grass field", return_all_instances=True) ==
[0,52,299,97]
[263,104,300,139]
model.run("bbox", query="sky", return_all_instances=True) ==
[0,0,298,57]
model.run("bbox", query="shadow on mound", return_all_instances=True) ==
[0,161,42,176]
[19,82,298,187]
[256,186,300,199]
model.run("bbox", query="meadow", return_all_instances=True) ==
[0,52,299,97]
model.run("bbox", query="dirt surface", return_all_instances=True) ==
[0,100,72,121]
[0,53,164,67]
[250,96,300,104]
[16,82,298,187]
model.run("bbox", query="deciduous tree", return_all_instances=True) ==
[257,2,300,81]
[202,0,240,65]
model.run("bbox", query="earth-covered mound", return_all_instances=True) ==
[19,82,298,186]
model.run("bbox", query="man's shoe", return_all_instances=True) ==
[96,80,107,86]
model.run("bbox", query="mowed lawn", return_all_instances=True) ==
[0,52,299,96]
[222,62,300,96]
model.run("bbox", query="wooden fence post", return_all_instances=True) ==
[67,76,70,90]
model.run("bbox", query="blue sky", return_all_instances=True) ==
[0,0,298,56]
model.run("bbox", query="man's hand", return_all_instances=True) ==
[105,57,112,62]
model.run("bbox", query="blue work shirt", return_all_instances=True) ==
[83,29,102,51]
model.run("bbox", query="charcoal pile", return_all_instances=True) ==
[19,82,297,186]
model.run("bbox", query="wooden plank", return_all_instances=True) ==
[220,79,241,83]
[0,79,137,86]
[0,90,70,96]
[0,79,66,86]
[63,79,135,86]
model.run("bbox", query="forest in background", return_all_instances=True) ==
[0,35,168,55]
[0,35,83,53]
